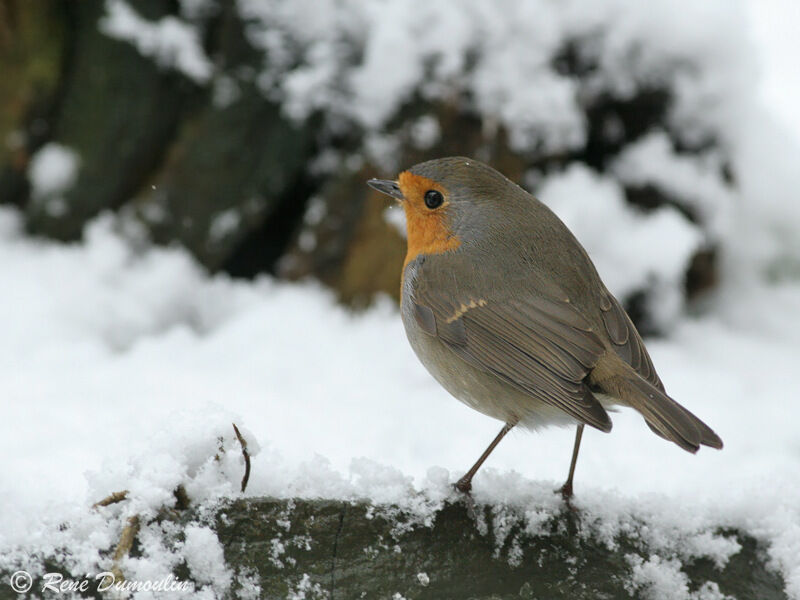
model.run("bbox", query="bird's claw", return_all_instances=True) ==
[558,482,573,501]
[556,483,580,514]
[454,479,472,494]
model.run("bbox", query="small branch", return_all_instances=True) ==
[92,490,129,509]
[232,423,251,493]
[110,515,140,583]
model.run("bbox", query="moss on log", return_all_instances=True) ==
[211,498,785,600]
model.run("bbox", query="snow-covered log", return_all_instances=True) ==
[0,497,786,599]
[210,497,785,600]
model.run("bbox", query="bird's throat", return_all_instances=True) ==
[402,203,461,268]
[398,171,461,268]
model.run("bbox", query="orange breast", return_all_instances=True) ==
[398,171,461,269]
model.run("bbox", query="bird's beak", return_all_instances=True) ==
[367,179,404,201]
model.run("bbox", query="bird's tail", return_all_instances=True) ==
[595,362,723,453]
[624,374,723,452]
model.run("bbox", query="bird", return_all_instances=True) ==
[367,156,723,498]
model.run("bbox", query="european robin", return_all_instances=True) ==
[368,157,722,497]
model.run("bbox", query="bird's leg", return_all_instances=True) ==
[455,422,515,494]
[558,424,584,500]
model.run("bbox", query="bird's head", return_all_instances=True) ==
[368,157,521,267]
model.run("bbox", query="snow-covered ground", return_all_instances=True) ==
[2,1,800,599]
[1,210,799,597]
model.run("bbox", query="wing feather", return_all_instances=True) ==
[599,291,663,391]
[413,288,613,432]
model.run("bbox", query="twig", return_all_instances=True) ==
[232,423,251,493]
[92,490,129,509]
[173,484,190,511]
[110,515,140,583]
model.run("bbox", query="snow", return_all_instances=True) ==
[409,115,441,150]
[100,0,213,84]
[612,132,735,238]
[746,0,800,143]
[283,573,329,600]
[28,143,81,199]
[302,196,327,227]
[211,75,242,109]
[2,1,800,598]
[183,525,232,591]
[383,204,407,237]
[1,207,799,596]
[27,142,80,216]
[208,209,241,243]
[237,0,749,159]
[626,555,731,600]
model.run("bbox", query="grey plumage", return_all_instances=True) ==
[399,157,722,453]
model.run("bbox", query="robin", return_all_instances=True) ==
[368,157,723,497]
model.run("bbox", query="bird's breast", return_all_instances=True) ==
[398,258,572,428]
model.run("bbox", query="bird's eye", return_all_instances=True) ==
[424,190,444,209]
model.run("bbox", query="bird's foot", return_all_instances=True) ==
[558,481,573,501]
[454,478,473,494]
[556,482,579,513]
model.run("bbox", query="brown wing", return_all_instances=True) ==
[412,288,613,433]
[599,290,664,391]
[597,290,722,447]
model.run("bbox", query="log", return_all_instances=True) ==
[0,497,786,599]
[209,498,786,600]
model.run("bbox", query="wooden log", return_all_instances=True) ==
[210,498,786,600]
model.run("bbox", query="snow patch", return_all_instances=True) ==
[237,0,750,159]
[0,206,799,595]
[627,555,732,600]
[100,0,212,83]
[183,525,233,591]
[287,573,327,600]
[28,143,81,215]
[409,115,441,150]
[383,205,407,238]
[209,208,242,242]
[613,131,735,238]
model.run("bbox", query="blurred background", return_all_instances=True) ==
[2,0,798,333]
[2,2,800,591]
